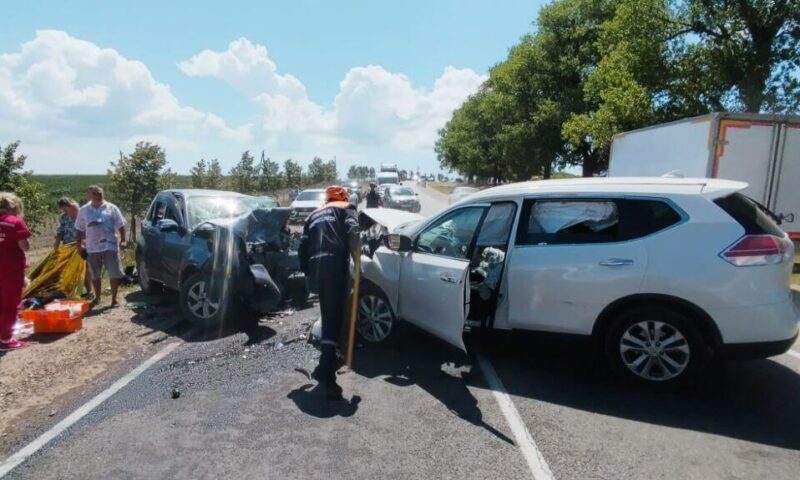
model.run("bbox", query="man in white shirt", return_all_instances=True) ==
[75,185,127,307]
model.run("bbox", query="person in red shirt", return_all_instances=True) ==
[0,192,32,351]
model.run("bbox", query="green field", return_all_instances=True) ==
[32,174,192,204]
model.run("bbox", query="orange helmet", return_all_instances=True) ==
[325,185,349,203]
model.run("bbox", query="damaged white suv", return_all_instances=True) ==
[356,177,800,385]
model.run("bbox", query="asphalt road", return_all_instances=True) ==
[3,183,800,479]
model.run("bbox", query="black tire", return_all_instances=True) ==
[136,252,162,295]
[285,274,309,308]
[179,271,233,327]
[604,306,709,387]
[356,284,396,343]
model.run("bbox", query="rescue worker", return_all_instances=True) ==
[365,182,383,208]
[298,186,361,400]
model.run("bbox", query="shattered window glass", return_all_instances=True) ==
[522,200,619,245]
[188,196,268,227]
[416,207,485,259]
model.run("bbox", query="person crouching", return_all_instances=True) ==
[298,185,361,400]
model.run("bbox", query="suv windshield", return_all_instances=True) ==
[391,187,415,196]
[188,196,275,227]
[296,191,326,202]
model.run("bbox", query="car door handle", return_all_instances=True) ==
[440,275,458,284]
[600,258,634,267]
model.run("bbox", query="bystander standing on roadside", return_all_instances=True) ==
[0,192,31,351]
[75,186,127,308]
[365,182,382,208]
[54,197,93,298]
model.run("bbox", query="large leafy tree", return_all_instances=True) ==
[677,0,800,112]
[566,0,800,168]
[0,141,48,230]
[437,0,620,179]
[109,142,174,241]
[438,0,799,179]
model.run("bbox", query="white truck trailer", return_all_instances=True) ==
[609,112,800,238]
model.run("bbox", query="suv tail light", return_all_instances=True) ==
[720,235,792,266]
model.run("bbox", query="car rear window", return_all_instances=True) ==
[296,191,325,201]
[615,199,683,241]
[714,193,784,236]
[516,198,683,246]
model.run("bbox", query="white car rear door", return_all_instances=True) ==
[399,206,488,351]
[508,198,651,335]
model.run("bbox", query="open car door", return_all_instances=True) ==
[398,205,488,351]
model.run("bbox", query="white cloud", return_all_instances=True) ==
[179,39,486,153]
[1,32,484,174]
[179,38,306,99]
[0,30,252,171]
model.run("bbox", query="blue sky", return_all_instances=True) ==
[1,0,544,175]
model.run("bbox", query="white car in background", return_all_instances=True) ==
[355,177,799,386]
[448,186,479,205]
[289,189,326,223]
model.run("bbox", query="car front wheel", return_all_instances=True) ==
[604,306,708,386]
[357,285,395,343]
[179,272,232,327]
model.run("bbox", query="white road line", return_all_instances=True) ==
[787,349,800,361]
[0,341,182,478]
[475,349,554,480]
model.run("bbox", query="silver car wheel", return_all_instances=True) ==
[357,294,393,342]
[619,320,690,381]
[187,280,220,319]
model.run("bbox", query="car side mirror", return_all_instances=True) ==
[157,219,181,233]
[387,234,413,252]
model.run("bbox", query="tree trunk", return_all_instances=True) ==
[582,151,598,177]
[543,161,552,179]
[130,215,137,243]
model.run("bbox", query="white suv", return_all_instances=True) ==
[355,177,799,385]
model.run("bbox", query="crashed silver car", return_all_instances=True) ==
[136,190,308,326]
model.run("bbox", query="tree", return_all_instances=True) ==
[347,165,358,180]
[678,0,800,112]
[0,141,48,230]
[229,150,256,193]
[437,0,799,178]
[437,0,620,180]
[368,167,376,179]
[307,157,326,184]
[566,0,800,167]
[206,159,223,189]
[257,151,283,193]
[284,159,302,188]
[190,159,207,188]
[324,159,338,183]
[109,142,170,242]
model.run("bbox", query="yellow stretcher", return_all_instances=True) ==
[24,243,86,300]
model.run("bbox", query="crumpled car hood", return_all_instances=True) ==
[205,207,292,246]
[359,208,423,232]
